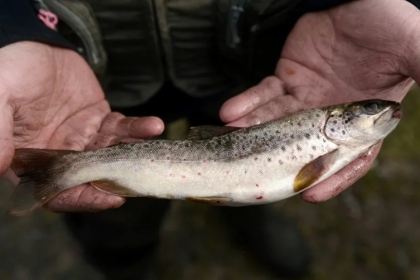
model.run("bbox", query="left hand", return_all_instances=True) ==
[220,0,420,202]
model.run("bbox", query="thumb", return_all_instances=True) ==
[220,77,288,126]
[0,93,14,176]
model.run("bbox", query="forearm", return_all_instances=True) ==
[0,0,73,49]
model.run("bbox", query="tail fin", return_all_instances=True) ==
[9,148,76,216]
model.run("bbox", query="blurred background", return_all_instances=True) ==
[1,86,420,280]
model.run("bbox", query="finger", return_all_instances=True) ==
[226,94,304,127]
[301,143,382,203]
[100,113,164,138]
[0,93,14,175]
[220,76,287,123]
[45,184,126,213]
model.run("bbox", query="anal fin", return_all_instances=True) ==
[90,179,139,197]
[186,196,231,206]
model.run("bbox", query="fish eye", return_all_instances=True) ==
[362,101,383,115]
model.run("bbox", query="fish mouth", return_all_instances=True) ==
[373,102,401,125]
[392,105,402,119]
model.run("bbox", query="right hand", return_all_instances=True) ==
[221,0,419,203]
[0,41,164,213]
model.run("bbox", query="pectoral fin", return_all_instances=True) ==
[187,125,242,140]
[90,179,139,197]
[293,149,339,192]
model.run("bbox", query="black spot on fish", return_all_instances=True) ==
[331,128,335,132]
[281,146,286,151]
[345,120,349,124]
[298,122,302,126]
[333,120,337,124]
[290,135,295,139]
[312,146,316,151]
[323,139,326,142]
[309,154,314,159]
[292,156,297,161]
[342,130,346,135]
[312,123,315,128]
[305,133,310,139]
[279,160,284,165]
[276,130,280,134]
[317,135,320,139]
[297,145,302,151]
[268,158,272,162]
[339,114,342,117]
[316,113,320,117]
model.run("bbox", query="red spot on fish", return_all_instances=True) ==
[181,175,186,179]
[73,164,78,169]
[183,159,187,161]
[203,160,207,163]
[198,172,202,176]
[226,170,230,174]
[256,196,263,200]
[256,184,259,187]
[254,157,258,161]
[151,159,155,163]
[170,173,175,177]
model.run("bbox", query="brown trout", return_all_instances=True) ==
[8,100,401,216]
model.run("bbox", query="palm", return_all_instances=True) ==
[0,42,163,212]
[2,42,109,151]
[279,0,416,108]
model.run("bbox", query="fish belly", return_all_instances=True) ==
[63,153,305,205]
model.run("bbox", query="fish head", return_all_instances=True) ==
[325,100,401,145]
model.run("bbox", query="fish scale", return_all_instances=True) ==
[8,100,401,215]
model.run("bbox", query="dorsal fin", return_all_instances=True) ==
[187,125,242,140]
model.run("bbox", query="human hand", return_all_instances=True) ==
[0,42,164,213]
[220,0,420,202]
